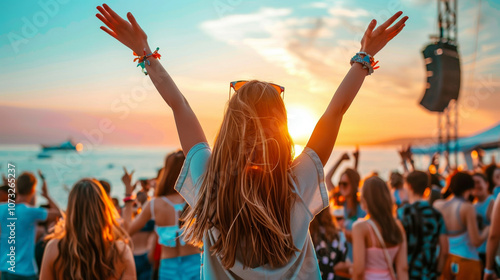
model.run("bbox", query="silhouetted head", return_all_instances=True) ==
[389,171,404,190]
[405,170,430,196]
[449,171,474,198]
[17,172,37,196]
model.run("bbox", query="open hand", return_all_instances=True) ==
[360,11,408,56]
[121,167,136,195]
[96,4,150,55]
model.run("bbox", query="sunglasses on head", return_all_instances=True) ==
[339,181,350,187]
[229,80,285,99]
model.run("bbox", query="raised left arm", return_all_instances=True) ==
[306,12,408,165]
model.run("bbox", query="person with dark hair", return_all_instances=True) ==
[434,172,490,280]
[122,151,201,280]
[99,179,111,196]
[136,191,148,206]
[352,176,408,280]
[428,172,443,206]
[484,164,500,198]
[310,207,350,280]
[0,171,60,279]
[472,172,495,267]
[397,171,448,279]
[338,168,366,262]
[325,153,350,194]
[389,171,408,208]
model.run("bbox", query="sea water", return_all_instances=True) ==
[0,144,484,209]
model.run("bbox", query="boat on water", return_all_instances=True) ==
[42,140,81,151]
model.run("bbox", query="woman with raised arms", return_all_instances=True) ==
[96,5,408,278]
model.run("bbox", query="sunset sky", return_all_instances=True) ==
[1,0,499,147]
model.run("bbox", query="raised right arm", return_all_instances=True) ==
[306,12,408,165]
[325,152,349,192]
[96,4,206,154]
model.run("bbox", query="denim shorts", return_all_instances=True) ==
[158,254,201,280]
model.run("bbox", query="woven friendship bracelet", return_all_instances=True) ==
[133,47,161,75]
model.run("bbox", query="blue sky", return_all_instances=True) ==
[1,0,499,146]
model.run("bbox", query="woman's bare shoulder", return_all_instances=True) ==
[46,239,60,253]
[113,240,135,279]
[353,219,369,231]
[115,240,131,251]
[43,238,61,263]
[433,199,446,209]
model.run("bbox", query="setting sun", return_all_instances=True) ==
[287,105,318,144]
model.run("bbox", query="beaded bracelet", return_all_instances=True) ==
[133,47,161,75]
[350,52,379,75]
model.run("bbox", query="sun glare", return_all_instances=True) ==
[294,144,304,158]
[287,106,317,143]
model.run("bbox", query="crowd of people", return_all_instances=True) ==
[312,149,500,280]
[2,150,500,280]
[1,3,500,280]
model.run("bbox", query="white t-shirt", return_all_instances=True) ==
[175,142,328,279]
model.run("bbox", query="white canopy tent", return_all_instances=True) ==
[411,122,500,169]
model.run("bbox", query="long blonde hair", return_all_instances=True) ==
[46,179,130,279]
[183,80,298,268]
